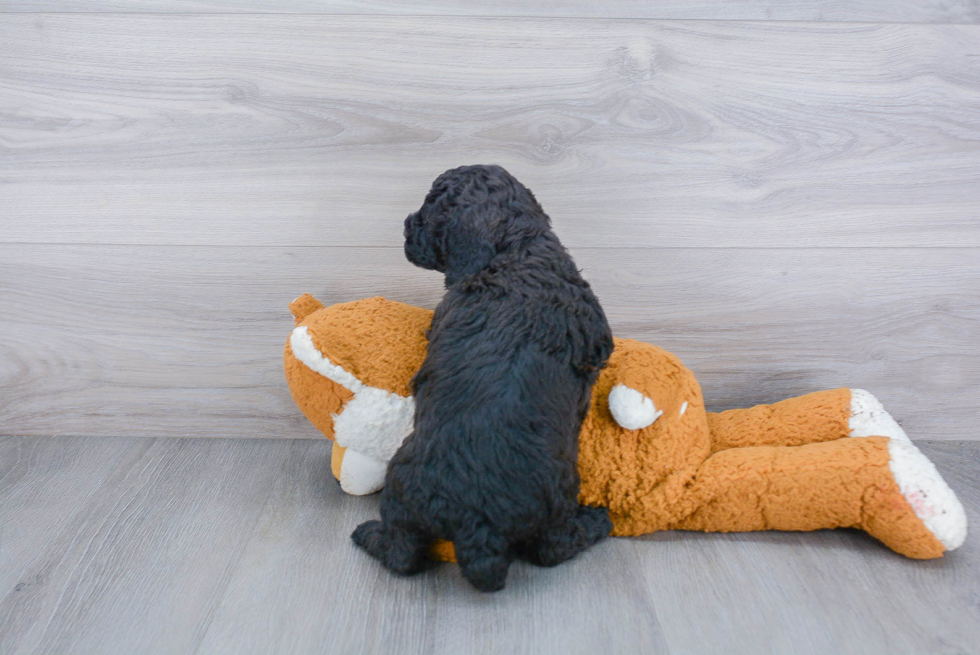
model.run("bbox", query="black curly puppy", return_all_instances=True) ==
[352,165,614,592]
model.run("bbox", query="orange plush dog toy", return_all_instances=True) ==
[284,294,967,561]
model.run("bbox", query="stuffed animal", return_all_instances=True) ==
[284,294,967,561]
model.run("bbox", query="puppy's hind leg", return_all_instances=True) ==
[518,505,612,567]
[351,492,431,575]
[453,522,513,592]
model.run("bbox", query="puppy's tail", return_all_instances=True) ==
[289,293,324,325]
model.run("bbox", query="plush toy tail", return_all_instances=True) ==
[290,293,324,326]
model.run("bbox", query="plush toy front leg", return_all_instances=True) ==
[671,437,966,559]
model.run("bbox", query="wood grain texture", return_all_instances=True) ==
[194,436,671,655]
[2,0,980,23]
[631,444,980,655]
[1,244,977,440]
[1,436,976,654]
[2,16,979,247]
[0,437,151,598]
[0,436,297,655]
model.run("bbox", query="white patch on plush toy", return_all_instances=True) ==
[290,325,415,461]
[848,388,911,443]
[679,401,688,417]
[609,384,663,430]
[290,326,363,392]
[887,439,967,551]
[332,386,415,461]
[339,448,388,496]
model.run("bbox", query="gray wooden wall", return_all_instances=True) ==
[2,2,978,441]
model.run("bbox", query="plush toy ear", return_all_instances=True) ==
[290,293,324,326]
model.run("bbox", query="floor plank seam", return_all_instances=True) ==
[1,12,977,26]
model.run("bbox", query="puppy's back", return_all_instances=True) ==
[394,232,612,537]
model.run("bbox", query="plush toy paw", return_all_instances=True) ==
[338,448,388,496]
[848,388,911,443]
[886,439,968,552]
[844,390,965,551]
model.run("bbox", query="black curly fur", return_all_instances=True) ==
[351,165,614,592]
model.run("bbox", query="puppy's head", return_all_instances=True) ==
[404,164,550,285]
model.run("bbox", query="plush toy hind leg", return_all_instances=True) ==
[706,388,912,452]
[671,436,966,558]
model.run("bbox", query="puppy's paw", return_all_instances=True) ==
[577,505,614,542]
[520,505,612,567]
[351,520,387,557]
[351,520,431,575]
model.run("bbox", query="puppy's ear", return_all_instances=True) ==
[566,295,614,381]
[443,207,496,286]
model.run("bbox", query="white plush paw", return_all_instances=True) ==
[339,449,388,496]
[888,439,968,551]
[848,389,911,443]
[608,384,663,430]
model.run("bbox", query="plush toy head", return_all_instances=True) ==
[284,294,709,511]
[284,295,429,494]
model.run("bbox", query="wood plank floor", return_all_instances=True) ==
[0,435,977,655]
